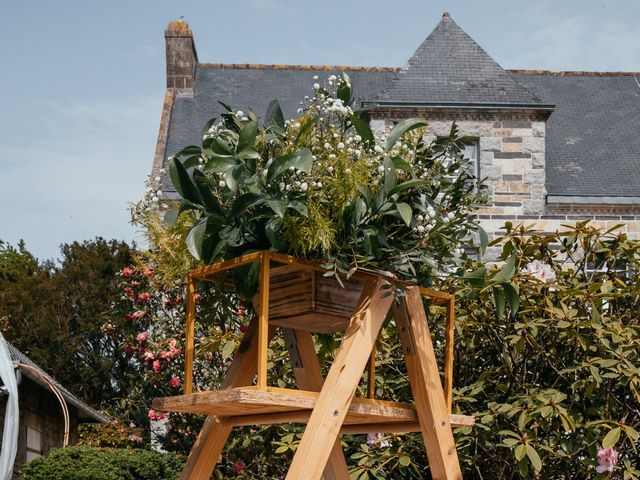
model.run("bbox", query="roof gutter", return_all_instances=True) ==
[362,100,555,111]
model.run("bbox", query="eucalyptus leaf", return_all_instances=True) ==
[385,118,428,152]
[491,254,517,283]
[396,202,413,226]
[169,157,202,205]
[265,100,285,131]
[266,148,313,184]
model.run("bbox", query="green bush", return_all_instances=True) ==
[20,446,184,480]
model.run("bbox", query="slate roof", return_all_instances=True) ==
[513,73,640,197]
[7,342,108,423]
[375,13,543,106]
[161,65,396,193]
[160,14,640,200]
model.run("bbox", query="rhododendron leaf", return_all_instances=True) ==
[266,148,313,184]
[203,156,237,174]
[525,445,542,472]
[237,120,258,152]
[602,426,621,448]
[463,267,486,287]
[266,199,285,217]
[515,444,526,461]
[396,202,412,226]
[169,157,202,206]
[491,254,517,283]
[479,226,489,255]
[211,138,233,157]
[337,72,352,105]
[502,283,520,318]
[493,286,506,320]
[349,114,374,148]
[385,118,428,152]
[383,157,396,193]
[265,100,285,131]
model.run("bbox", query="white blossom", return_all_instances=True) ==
[523,260,556,283]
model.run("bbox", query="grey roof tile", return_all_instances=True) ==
[514,73,640,196]
[376,13,542,105]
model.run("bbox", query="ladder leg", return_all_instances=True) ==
[284,329,350,480]
[285,278,393,480]
[392,288,462,480]
[179,317,276,480]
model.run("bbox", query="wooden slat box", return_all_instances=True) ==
[253,264,364,333]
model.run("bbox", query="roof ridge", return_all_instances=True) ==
[198,63,399,72]
[509,69,640,77]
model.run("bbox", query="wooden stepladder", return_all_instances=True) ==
[153,251,473,480]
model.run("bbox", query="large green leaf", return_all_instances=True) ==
[336,72,352,105]
[502,283,520,318]
[294,117,317,146]
[266,148,313,184]
[385,118,428,152]
[478,226,489,255]
[265,100,285,131]
[383,157,396,194]
[185,217,208,260]
[396,202,412,226]
[237,120,258,152]
[491,254,517,283]
[231,192,266,217]
[602,426,621,448]
[192,169,223,215]
[349,114,374,148]
[463,267,487,288]
[389,179,428,196]
[169,158,202,205]
[525,445,542,473]
[493,286,506,320]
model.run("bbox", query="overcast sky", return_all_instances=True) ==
[1,0,638,261]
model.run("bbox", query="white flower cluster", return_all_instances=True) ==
[413,206,437,236]
[140,166,168,212]
[522,260,556,283]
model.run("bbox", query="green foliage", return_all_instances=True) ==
[0,237,134,409]
[449,222,640,478]
[167,75,484,296]
[78,422,146,449]
[19,446,183,480]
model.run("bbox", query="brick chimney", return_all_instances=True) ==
[165,19,198,93]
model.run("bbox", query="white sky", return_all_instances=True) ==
[1,0,638,260]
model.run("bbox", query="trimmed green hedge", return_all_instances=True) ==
[20,446,184,480]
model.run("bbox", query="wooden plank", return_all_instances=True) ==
[285,277,393,480]
[287,330,350,480]
[257,252,271,390]
[393,289,462,479]
[444,297,455,413]
[367,345,376,399]
[184,276,196,395]
[154,386,418,423]
[175,317,276,480]
[189,251,262,279]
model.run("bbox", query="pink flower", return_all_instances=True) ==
[160,339,182,360]
[137,292,152,303]
[124,344,135,355]
[121,267,133,277]
[152,359,161,373]
[125,310,147,322]
[142,351,155,361]
[232,459,246,474]
[148,409,168,421]
[596,447,619,473]
[169,376,181,388]
[366,432,391,448]
[123,287,135,297]
[143,265,154,277]
[522,260,556,283]
[136,332,149,344]
[194,293,201,302]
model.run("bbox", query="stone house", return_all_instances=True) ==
[151,14,640,258]
[2,342,107,479]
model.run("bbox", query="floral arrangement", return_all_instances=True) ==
[166,74,485,295]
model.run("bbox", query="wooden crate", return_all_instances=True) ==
[253,264,364,333]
